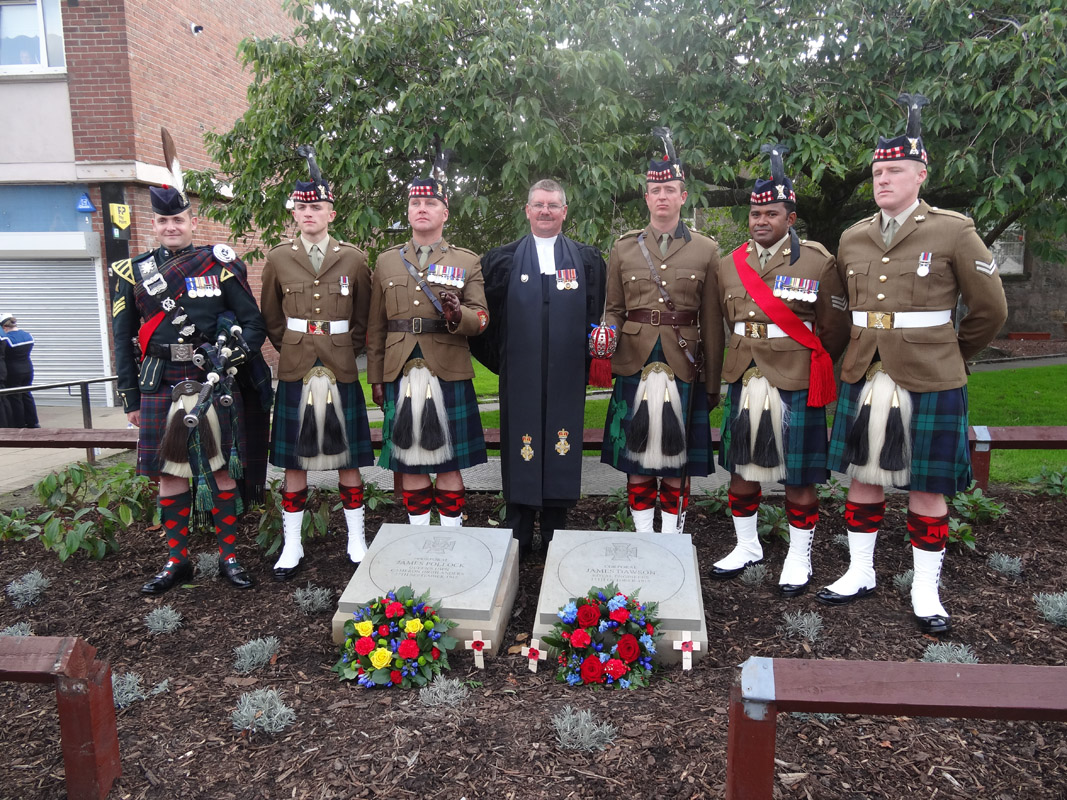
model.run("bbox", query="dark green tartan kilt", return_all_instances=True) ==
[136,361,243,479]
[268,377,374,469]
[827,378,971,494]
[719,380,830,486]
[600,341,713,478]
[379,376,487,474]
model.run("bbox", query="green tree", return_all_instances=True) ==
[189,0,1067,258]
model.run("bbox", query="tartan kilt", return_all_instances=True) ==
[719,380,829,486]
[827,378,971,494]
[136,361,244,479]
[600,340,713,478]
[379,375,487,474]
[268,377,374,469]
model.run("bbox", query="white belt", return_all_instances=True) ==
[851,309,951,330]
[287,317,350,335]
[733,320,812,339]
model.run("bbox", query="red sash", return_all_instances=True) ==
[730,243,836,407]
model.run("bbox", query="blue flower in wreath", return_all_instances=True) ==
[566,672,583,686]
[558,602,578,624]
[598,620,612,633]
[619,678,631,689]
[607,595,628,612]
[640,633,656,654]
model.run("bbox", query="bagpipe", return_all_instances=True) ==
[159,317,253,512]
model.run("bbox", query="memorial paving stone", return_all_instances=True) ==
[532,530,708,665]
[332,524,518,655]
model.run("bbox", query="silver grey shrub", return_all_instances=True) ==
[552,705,617,751]
[778,610,823,643]
[5,569,51,609]
[194,552,219,580]
[1034,592,1067,627]
[293,582,334,616]
[144,605,183,634]
[112,672,147,709]
[921,642,979,664]
[231,688,296,734]
[740,563,769,587]
[0,621,32,637]
[419,676,470,708]
[987,552,1023,580]
[233,636,280,673]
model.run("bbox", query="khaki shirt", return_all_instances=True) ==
[720,238,850,389]
[604,222,724,393]
[260,236,370,383]
[837,200,1007,391]
[367,239,486,384]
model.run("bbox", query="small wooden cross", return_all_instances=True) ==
[464,630,492,669]
[673,631,701,671]
[520,638,548,673]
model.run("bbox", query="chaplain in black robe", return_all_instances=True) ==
[471,180,607,556]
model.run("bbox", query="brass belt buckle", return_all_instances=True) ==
[649,309,661,326]
[307,320,328,335]
[170,343,194,361]
[744,322,767,338]
[867,311,893,330]
[411,317,423,334]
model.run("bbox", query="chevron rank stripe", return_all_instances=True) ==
[975,259,998,275]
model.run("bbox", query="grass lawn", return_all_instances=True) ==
[360,361,1065,486]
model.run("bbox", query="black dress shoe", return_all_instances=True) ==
[814,585,876,605]
[219,557,255,589]
[916,613,952,635]
[141,560,193,595]
[272,558,304,582]
[708,559,761,581]
[778,581,809,598]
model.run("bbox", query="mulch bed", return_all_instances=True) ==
[2,488,1066,799]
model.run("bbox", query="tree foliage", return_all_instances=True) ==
[188,0,1067,259]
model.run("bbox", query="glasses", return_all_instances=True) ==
[528,203,564,212]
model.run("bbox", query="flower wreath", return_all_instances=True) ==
[333,586,458,688]
[542,582,661,689]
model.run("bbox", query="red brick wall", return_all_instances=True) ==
[64,0,135,161]
[124,0,293,172]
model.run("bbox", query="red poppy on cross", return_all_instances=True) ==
[521,638,548,673]
[672,631,701,672]
[464,630,492,670]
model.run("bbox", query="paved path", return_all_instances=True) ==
[2,353,1063,498]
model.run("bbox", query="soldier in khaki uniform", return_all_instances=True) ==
[710,145,850,594]
[260,148,374,579]
[367,154,488,525]
[818,93,1007,634]
[601,128,723,534]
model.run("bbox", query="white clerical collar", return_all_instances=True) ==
[754,234,789,262]
[300,233,331,254]
[881,200,920,232]
[533,234,558,275]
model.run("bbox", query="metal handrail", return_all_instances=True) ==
[0,376,119,462]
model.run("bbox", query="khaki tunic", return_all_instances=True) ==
[720,238,850,389]
[366,239,486,384]
[837,201,1007,392]
[604,223,724,393]
[260,237,371,383]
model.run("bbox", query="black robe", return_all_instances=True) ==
[473,234,606,506]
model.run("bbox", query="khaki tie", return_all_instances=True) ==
[659,233,670,257]
[309,244,323,273]
[418,245,432,268]
[759,248,771,268]
[883,218,899,247]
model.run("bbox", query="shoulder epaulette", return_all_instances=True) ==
[799,239,832,258]
[619,229,642,240]
[267,241,292,253]
[928,207,968,221]
[109,257,136,285]
[446,245,479,257]
[382,242,405,254]
[844,214,878,233]
[337,241,367,255]
[690,229,717,244]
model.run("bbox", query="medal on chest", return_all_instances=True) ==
[555,268,578,291]
[917,252,932,278]
[185,275,221,299]
[772,274,818,302]
[339,275,350,296]
[426,264,466,288]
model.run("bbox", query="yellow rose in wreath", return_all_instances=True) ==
[404,618,424,635]
[370,647,392,670]
[355,620,374,638]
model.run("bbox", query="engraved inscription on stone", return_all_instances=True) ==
[368,531,493,599]
[555,538,686,605]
